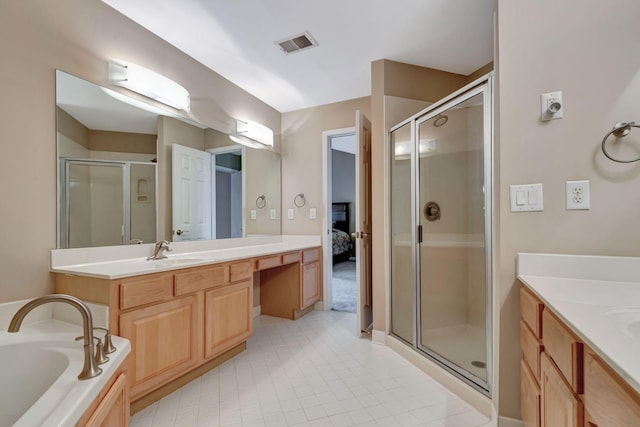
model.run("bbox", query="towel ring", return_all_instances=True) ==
[294,193,306,208]
[255,195,266,209]
[601,121,640,163]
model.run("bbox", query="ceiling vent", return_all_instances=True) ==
[275,31,318,55]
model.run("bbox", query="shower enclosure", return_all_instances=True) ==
[60,159,157,248]
[390,75,493,393]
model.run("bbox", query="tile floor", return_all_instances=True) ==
[131,310,492,427]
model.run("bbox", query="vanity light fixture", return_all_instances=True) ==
[229,119,274,149]
[108,60,191,112]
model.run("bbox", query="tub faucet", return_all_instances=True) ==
[148,240,172,260]
[7,294,102,380]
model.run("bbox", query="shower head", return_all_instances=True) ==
[433,114,448,127]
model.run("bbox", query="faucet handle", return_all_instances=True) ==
[76,336,110,365]
[93,327,116,354]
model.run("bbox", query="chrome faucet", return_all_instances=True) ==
[148,240,172,260]
[7,294,102,380]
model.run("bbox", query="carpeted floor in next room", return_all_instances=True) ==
[331,261,356,313]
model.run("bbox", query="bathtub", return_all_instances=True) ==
[0,300,130,426]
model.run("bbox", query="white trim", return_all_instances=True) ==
[498,416,524,427]
[321,127,356,313]
[386,334,494,418]
[371,329,386,345]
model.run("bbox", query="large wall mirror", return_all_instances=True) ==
[56,70,281,248]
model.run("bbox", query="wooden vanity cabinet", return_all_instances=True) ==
[520,283,640,427]
[204,280,252,358]
[301,259,321,309]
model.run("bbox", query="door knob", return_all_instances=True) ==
[176,229,188,236]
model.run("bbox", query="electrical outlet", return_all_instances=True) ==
[270,209,277,220]
[250,209,257,220]
[566,180,590,210]
[309,207,317,219]
[287,209,294,220]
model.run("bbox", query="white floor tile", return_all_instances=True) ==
[130,311,492,427]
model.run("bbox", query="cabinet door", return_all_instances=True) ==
[301,261,321,309]
[540,353,582,427]
[521,360,541,427]
[120,296,199,400]
[584,349,640,426]
[85,372,129,427]
[204,280,252,359]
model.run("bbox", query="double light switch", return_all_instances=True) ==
[510,184,544,212]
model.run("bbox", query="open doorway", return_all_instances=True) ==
[323,129,357,313]
[208,146,245,240]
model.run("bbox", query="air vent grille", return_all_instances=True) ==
[275,31,318,54]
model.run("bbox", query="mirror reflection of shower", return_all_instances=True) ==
[60,159,156,248]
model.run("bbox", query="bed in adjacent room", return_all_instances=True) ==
[332,202,352,264]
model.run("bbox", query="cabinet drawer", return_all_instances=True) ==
[255,255,282,271]
[230,261,253,283]
[521,286,543,338]
[584,348,640,426]
[174,265,229,296]
[542,308,583,394]
[120,274,173,310]
[282,251,301,265]
[521,320,543,380]
[302,248,320,264]
[521,359,541,427]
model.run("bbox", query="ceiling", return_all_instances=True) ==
[102,0,495,113]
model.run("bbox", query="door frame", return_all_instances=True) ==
[206,146,246,239]
[321,127,356,313]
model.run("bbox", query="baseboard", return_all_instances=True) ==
[497,416,523,427]
[252,305,261,318]
[371,329,386,345]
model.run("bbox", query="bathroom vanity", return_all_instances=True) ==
[51,236,322,411]
[517,253,640,427]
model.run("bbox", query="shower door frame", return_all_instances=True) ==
[388,73,494,395]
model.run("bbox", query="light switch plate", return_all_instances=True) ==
[270,209,277,219]
[287,209,294,220]
[250,209,257,220]
[510,184,544,212]
[309,207,317,219]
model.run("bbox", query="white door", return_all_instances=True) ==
[355,111,373,334]
[172,144,212,241]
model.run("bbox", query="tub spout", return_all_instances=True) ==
[7,294,102,380]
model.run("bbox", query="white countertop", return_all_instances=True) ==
[51,235,321,279]
[517,253,640,394]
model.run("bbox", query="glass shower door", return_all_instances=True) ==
[390,121,415,345]
[417,89,489,387]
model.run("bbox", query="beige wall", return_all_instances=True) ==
[496,0,640,419]
[57,107,89,149]
[0,0,279,302]
[281,97,371,235]
[89,130,156,154]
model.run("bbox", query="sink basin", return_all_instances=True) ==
[604,307,640,340]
